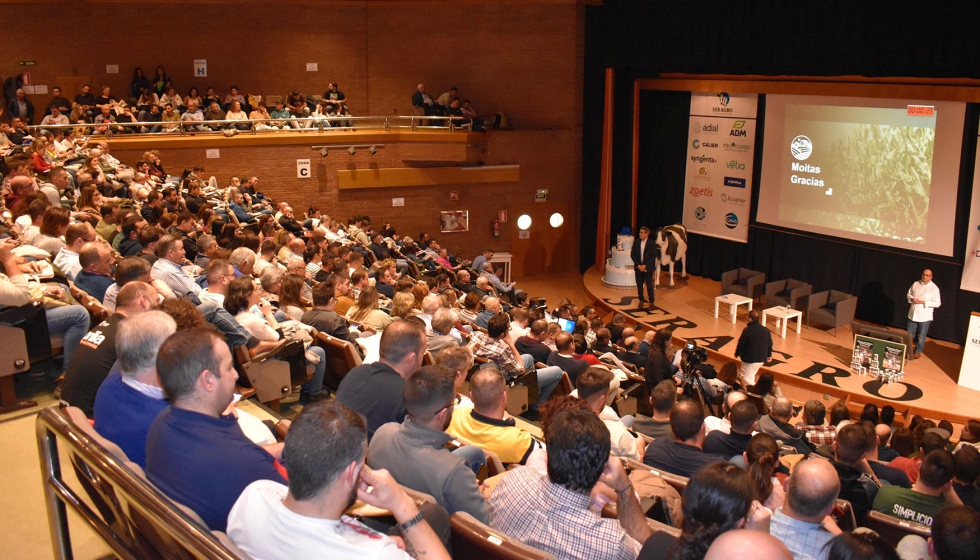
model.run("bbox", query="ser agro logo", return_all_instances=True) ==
[791,135,813,161]
[713,92,734,114]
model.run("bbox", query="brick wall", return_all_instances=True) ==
[1,0,584,276]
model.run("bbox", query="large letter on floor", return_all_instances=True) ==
[794,362,851,388]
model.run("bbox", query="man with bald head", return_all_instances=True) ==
[474,296,500,329]
[907,268,940,359]
[54,222,97,281]
[74,242,115,302]
[760,397,815,456]
[705,390,748,434]
[546,331,590,386]
[703,530,792,560]
[769,458,842,560]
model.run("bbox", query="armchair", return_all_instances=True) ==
[764,279,813,310]
[720,268,766,300]
[805,290,858,336]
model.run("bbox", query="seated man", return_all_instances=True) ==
[467,313,563,413]
[227,402,450,560]
[93,309,177,467]
[616,336,647,370]
[474,296,501,329]
[578,367,644,461]
[515,319,552,364]
[448,366,539,465]
[546,331,590,386]
[197,258,233,306]
[54,222,96,281]
[489,408,650,559]
[796,400,837,448]
[60,282,159,416]
[301,280,358,343]
[426,307,461,354]
[831,423,881,523]
[74,242,115,302]
[642,400,728,478]
[633,379,677,440]
[759,397,815,456]
[872,449,960,527]
[952,446,980,511]
[896,506,980,560]
[768,458,841,560]
[369,365,489,523]
[146,328,286,531]
[704,400,759,460]
[150,234,203,300]
[336,320,424,439]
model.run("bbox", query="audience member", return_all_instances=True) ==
[759,397,815,456]
[546,331,590,386]
[578,366,644,460]
[704,400,759,459]
[831,423,881,523]
[896,505,980,560]
[703,529,793,560]
[824,533,899,560]
[634,379,677,440]
[642,400,728,478]
[872,449,960,527]
[769,457,841,560]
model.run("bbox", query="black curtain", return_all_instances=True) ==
[584,0,980,343]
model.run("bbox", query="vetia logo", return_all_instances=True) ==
[692,139,718,149]
[724,176,746,188]
[725,213,739,229]
[690,154,717,164]
[730,120,747,137]
[689,187,713,197]
[727,160,746,170]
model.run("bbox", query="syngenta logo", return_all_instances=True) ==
[690,154,717,164]
[791,135,813,161]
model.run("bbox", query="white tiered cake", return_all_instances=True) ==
[602,235,636,289]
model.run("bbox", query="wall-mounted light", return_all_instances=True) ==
[348,146,357,156]
[368,145,378,155]
[517,214,532,230]
[320,147,328,157]
[550,213,564,228]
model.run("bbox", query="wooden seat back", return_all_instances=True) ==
[449,511,558,560]
[315,331,363,393]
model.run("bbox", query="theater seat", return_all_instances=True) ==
[721,268,766,300]
[315,332,363,394]
[862,511,930,548]
[449,511,558,560]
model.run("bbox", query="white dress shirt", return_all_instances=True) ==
[907,280,940,322]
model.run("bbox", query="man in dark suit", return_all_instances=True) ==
[631,226,656,305]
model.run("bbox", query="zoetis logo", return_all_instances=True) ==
[730,121,747,137]
[689,186,713,197]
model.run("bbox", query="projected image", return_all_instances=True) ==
[755,95,965,256]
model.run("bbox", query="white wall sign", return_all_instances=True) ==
[206,149,220,159]
[306,63,318,72]
[106,64,119,74]
[194,59,207,78]
[34,85,48,95]
[392,198,405,207]
[296,159,311,178]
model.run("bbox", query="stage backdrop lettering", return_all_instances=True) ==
[684,92,758,243]
[961,121,980,292]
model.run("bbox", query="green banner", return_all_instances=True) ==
[852,334,906,375]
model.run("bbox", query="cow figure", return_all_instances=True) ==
[654,224,688,288]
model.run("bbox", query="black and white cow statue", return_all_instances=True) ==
[654,224,688,288]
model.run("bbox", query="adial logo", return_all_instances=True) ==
[727,160,746,170]
[691,121,719,135]
[695,206,706,220]
[712,92,734,114]
[725,213,739,229]
[791,135,813,161]
[730,120,747,137]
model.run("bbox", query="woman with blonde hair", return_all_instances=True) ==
[411,283,430,311]
[346,286,393,332]
[390,292,417,319]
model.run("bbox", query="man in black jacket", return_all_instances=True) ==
[735,310,772,386]
[630,226,657,305]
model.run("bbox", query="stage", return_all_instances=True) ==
[582,266,979,425]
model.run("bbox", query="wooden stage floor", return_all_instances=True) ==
[582,267,979,424]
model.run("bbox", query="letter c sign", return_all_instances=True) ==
[296,159,311,179]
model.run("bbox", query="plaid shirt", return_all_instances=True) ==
[797,424,837,447]
[770,507,833,560]
[469,331,523,375]
[489,466,641,560]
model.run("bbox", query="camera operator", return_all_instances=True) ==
[674,342,721,413]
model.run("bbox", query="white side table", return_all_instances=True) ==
[489,252,514,283]
[714,294,753,324]
[762,306,803,338]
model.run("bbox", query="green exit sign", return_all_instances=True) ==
[19,61,36,66]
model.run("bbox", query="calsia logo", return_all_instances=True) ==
[790,135,813,161]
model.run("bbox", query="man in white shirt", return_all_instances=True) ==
[40,106,69,132]
[227,401,450,560]
[578,367,644,461]
[150,235,202,300]
[907,269,941,359]
[198,259,233,306]
[54,223,97,281]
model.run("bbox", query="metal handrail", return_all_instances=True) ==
[27,114,463,139]
[35,406,242,560]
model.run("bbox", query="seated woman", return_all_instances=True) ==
[30,137,53,176]
[75,186,103,228]
[159,87,184,113]
[346,285,392,332]
[224,101,250,131]
[34,207,71,255]
[185,87,203,110]
[712,361,742,393]
[224,276,326,404]
[744,433,785,511]
[748,371,784,411]
[390,291,417,320]
[643,327,676,388]
[278,274,308,322]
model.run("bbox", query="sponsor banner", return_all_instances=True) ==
[961,122,980,292]
[690,92,758,120]
[683,94,758,243]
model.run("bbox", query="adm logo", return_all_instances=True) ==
[725,213,739,229]
[791,135,813,161]
[730,120,747,137]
